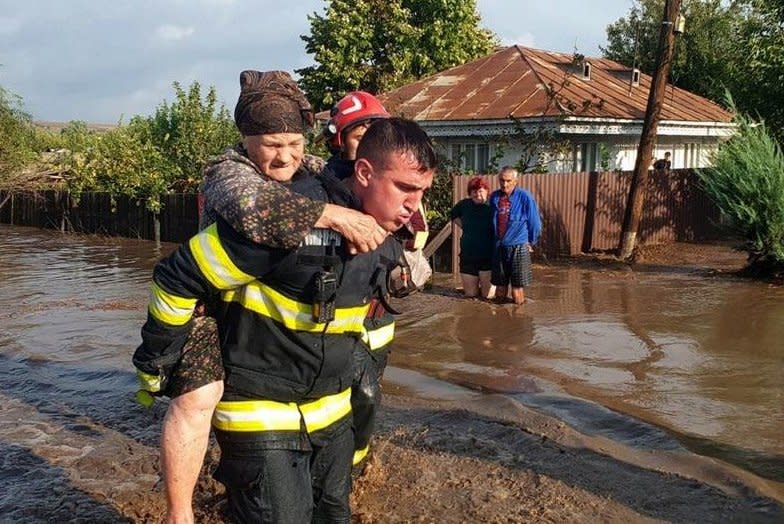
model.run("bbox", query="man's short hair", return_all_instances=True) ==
[356,117,438,173]
[499,166,518,178]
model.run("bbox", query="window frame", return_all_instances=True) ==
[449,141,492,173]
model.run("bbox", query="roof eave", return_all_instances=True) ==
[417,116,560,137]
[416,116,736,138]
[560,117,737,137]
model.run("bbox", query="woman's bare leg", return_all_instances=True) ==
[460,273,480,297]
[478,270,495,299]
[160,380,223,524]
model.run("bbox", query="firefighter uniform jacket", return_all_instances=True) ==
[134,172,402,446]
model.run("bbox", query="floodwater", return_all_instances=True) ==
[1,224,783,520]
[393,268,784,485]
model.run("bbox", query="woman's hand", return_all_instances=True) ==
[317,204,388,254]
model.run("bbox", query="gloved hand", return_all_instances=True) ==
[132,348,181,408]
[135,370,165,408]
[133,318,191,407]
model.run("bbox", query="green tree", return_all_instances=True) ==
[298,0,497,110]
[731,0,784,141]
[405,0,497,78]
[0,86,38,176]
[603,0,784,141]
[603,0,741,104]
[602,1,658,73]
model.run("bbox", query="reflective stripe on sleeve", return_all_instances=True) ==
[148,281,197,325]
[188,223,254,289]
[212,388,352,433]
[137,370,162,393]
[222,281,368,334]
[361,321,395,351]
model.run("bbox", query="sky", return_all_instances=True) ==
[0,0,634,124]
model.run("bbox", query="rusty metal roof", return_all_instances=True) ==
[378,45,732,123]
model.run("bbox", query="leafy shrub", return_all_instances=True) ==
[0,86,38,176]
[424,168,454,231]
[142,82,239,191]
[698,110,784,274]
[63,81,239,210]
[68,126,175,213]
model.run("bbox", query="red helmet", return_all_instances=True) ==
[325,91,390,150]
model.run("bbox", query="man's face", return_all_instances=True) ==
[499,172,517,195]
[355,151,434,232]
[342,123,370,161]
[243,133,305,182]
[469,187,488,204]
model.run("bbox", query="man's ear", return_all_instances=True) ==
[354,158,373,187]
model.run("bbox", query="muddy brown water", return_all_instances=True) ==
[1,224,783,521]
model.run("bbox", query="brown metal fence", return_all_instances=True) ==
[0,190,199,243]
[1,169,722,262]
[450,168,723,268]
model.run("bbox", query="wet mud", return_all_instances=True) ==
[1,224,782,522]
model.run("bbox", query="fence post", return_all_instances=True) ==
[423,223,453,259]
[153,213,161,246]
[60,191,66,232]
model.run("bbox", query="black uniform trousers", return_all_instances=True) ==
[214,419,353,524]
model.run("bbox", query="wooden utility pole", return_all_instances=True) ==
[619,0,682,259]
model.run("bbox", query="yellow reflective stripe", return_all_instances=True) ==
[300,388,352,433]
[223,281,368,334]
[188,223,254,289]
[137,370,162,393]
[212,388,352,433]
[213,399,302,432]
[148,281,197,325]
[353,445,370,466]
[361,321,395,350]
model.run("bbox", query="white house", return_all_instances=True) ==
[377,45,735,173]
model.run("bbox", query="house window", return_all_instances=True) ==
[464,144,476,171]
[450,144,461,164]
[450,143,491,173]
[572,143,599,172]
[477,144,490,172]
[685,143,701,168]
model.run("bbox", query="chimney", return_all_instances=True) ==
[631,68,641,87]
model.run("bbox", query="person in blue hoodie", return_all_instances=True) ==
[489,166,541,305]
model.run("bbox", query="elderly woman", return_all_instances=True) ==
[449,175,495,299]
